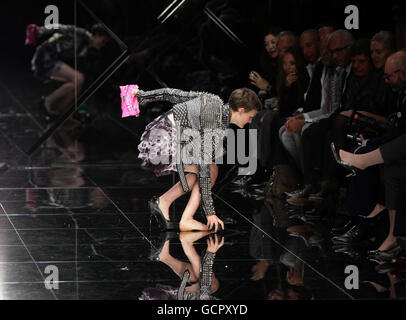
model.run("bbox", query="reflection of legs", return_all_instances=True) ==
[157,240,199,283]
[180,231,213,281]
[158,173,198,221]
[179,164,218,231]
[45,63,85,114]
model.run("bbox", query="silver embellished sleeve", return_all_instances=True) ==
[198,164,216,216]
[197,94,226,217]
[137,88,203,106]
[199,251,216,300]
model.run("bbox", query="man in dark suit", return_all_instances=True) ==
[281,30,354,204]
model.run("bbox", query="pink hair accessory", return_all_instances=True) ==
[25,24,39,45]
[120,84,140,118]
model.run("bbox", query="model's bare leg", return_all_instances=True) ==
[377,210,397,251]
[45,63,85,114]
[179,164,218,231]
[158,173,198,221]
[339,148,384,170]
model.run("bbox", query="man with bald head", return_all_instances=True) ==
[299,29,323,109]
[371,50,406,144]
[276,31,298,55]
[318,25,335,43]
[300,30,320,66]
[384,50,406,93]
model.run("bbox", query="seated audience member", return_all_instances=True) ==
[279,31,351,201]
[299,29,323,110]
[337,133,406,258]
[318,24,335,40]
[340,38,392,117]
[371,31,396,71]
[276,46,309,117]
[301,30,354,198]
[276,31,299,55]
[258,47,309,227]
[300,29,321,79]
[332,51,406,255]
[249,27,282,97]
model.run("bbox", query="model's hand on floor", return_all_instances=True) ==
[206,215,224,233]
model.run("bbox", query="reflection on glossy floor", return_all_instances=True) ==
[0,64,405,301]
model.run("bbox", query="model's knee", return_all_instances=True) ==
[187,173,198,187]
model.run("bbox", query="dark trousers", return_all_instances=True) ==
[302,114,352,185]
[301,119,328,185]
[385,161,406,237]
[323,114,349,180]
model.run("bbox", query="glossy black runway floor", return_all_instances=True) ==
[0,61,404,300]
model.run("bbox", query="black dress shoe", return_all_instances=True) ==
[331,219,356,236]
[368,245,402,262]
[375,262,396,274]
[333,245,363,260]
[331,224,370,244]
[149,196,178,231]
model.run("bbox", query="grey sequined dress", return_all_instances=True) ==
[137,88,231,216]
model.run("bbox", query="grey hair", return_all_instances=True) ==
[371,31,396,53]
[328,29,355,47]
[300,29,319,41]
[276,30,299,46]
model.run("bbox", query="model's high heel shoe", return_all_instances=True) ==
[331,143,357,177]
[149,196,178,231]
[38,96,60,122]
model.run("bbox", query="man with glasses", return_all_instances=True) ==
[282,30,355,206]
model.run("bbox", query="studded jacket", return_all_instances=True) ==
[137,88,231,216]
[37,24,92,60]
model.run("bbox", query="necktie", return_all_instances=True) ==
[325,68,335,113]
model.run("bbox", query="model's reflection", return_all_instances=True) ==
[140,232,223,300]
[26,23,109,122]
